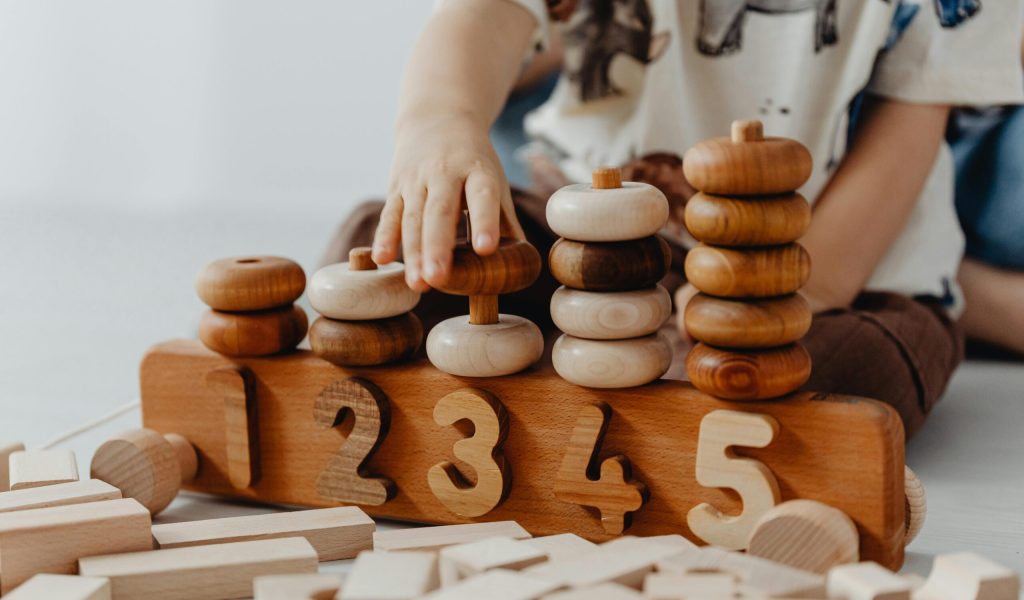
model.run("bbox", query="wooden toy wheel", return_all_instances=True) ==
[904,466,926,546]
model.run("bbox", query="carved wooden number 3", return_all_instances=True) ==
[428,388,511,518]
[687,409,781,550]
[313,378,396,506]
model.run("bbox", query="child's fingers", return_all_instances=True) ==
[499,184,526,241]
[401,186,431,293]
[465,169,502,256]
[421,177,462,286]
[372,192,404,265]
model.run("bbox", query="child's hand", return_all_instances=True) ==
[372,116,523,293]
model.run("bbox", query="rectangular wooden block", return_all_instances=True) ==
[9,448,79,490]
[252,573,343,600]
[421,569,561,600]
[543,583,643,599]
[827,562,912,600]
[0,498,152,593]
[643,572,738,599]
[0,479,122,514]
[373,521,532,553]
[0,442,25,491]
[152,506,374,561]
[139,340,906,569]
[657,546,825,598]
[4,574,112,600]
[526,536,689,590]
[521,534,597,563]
[439,536,548,585]
[78,537,318,600]
[340,550,439,599]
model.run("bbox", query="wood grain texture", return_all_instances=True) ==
[552,333,672,389]
[372,521,531,552]
[553,402,648,534]
[549,236,671,292]
[684,192,811,246]
[424,569,560,599]
[686,342,812,401]
[826,562,913,600]
[657,547,825,598]
[199,305,308,357]
[526,536,693,589]
[903,466,926,546]
[684,243,811,298]
[550,285,671,340]
[8,448,79,490]
[439,536,547,585]
[544,582,644,599]
[426,315,544,377]
[138,340,906,569]
[747,499,860,574]
[682,134,812,196]
[591,167,623,190]
[252,573,342,600]
[309,313,423,367]
[436,239,542,297]
[0,479,121,514]
[546,182,668,242]
[0,441,25,492]
[341,551,440,599]
[684,293,811,348]
[195,256,305,312]
[309,261,420,321]
[90,429,197,514]
[207,366,259,489]
[4,574,112,600]
[917,552,1020,600]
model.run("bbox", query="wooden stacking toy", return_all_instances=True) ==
[309,247,423,366]
[90,428,198,515]
[426,234,544,377]
[195,256,308,357]
[682,120,814,400]
[547,167,673,388]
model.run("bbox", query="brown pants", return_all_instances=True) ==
[324,195,964,439]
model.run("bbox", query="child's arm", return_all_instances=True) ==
[799,96,950,312]
[372,0,539,292]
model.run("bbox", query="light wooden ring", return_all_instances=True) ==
[684,293,811,348]
[685,243,811,298]
[684,192,811,246]
[435,239,542,297]
[683,136,812,196]
[198,305,308,357]
[551,285,671,340]
[426,315,544,377]
[309,262,420,320]
[309,313,423,367]
[686,342,811,400]
[904,466,926,546]
[546,182,669,242]
[195,256,305,312]
[552,333,673,389]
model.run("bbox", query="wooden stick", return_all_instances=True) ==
[373,521,531,553]
[349,247,377,271]
[468,295,499,325]
[591,167,622,190]
[4,574,112,600]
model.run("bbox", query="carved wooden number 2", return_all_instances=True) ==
[687,409,781,550]
[428,388,511,518]
[313,378,395,506]
[554,402,648,534]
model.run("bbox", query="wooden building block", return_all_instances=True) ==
[439,536,547,585]
[521,534,597,563]
[152,506,374,561]
[657,547,825,598]
[253,573,343,600]
[4,574,111,600]
[747,499,859,574]
[139,340,906,570]
[79,537,318,600]
[0,441,25,491]
[526,536,690,590]
[542,583,643,599]
[9,449,79,490]
[340,550,439,599]
[0,479,121,514]
[915,552,1020,600]
[421,569,560,600]
[373,521,531,553]
[643,571,738,599]
[827,562,912,600]
[0,498,152,593]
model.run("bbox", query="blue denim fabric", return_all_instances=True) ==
[490,72,560,190]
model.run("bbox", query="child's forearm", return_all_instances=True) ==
[800,97,950,312]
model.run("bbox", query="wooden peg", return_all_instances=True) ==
[207,365,259,489]
[195,256,306,312]
[341,551,439,599]
[309,313,423,367]
[469,294,500,325]
[684,293,811,348]
[0,441,25,491]
[592,167,623,189]
[686,342,812,400]
[916,552,1020,600]
[9,449,79,490]
[199,304,308,357]
[732,119,764,143]
[4,574,112,600]
[550,285,672,340]
[90,428,198,515]
[372,521,531,553]
[0,479,121,514]
[309,257,420,321]
[827,562,912,600]
[552,333,672,389]
[549,236,671,292]
[348,246,376,271]
[685,243,811,298]
[683,191,811,246]
[253,573,342,600]
[547,177,669,242]
[747,499,860,574]
[904,466,926,546]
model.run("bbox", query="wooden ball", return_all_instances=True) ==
[90,429,197,515]
[549,236,671,291]
[552,333,672,389]
[747,499,859,574]
[198,305,308,357]
[435,239,541,297]
[309,313,423,367]
[426,315,543,377]
[683,121,812,196]
[546,180,669,242]
[685,243,810,298]
[309,262,420,320]
[195,256,305,311]
[904,466,926,546]
[686,342,811,400]
[684,293,811,348]
[684,192,811,246]
[551,285,671,340]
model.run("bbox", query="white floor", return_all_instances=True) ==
[1,205,1022,589]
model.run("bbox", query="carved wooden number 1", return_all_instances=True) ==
[687,409,781,550]
[206,366,259,489]
[554,402,648,534]
[313,378,396,506]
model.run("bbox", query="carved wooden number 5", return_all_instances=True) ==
[428,388,511,518]
[313,378,395,506]
[554,402,648,534]
[687,409,781,550]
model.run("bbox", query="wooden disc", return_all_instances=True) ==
[426,314,544,377]
[552,333,673,389]
[685,243,810,298]
[551,285,672,340]
[309,313,423,367]
[546,181,668,242]
[684,192,811,246]
[549,236,671,291]
[683,127,812,196]
[195,256,305,311]
[686,342,811,400]
[684,293,811,348]
[747,499,860,574]
[309,261,420,320]
[904,466,926,546]
[435,239,542,297]
[198,305,308,357]
[90,429,191,515]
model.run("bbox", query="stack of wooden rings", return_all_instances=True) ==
[195,256,308,357]
[682,120,814,400]
[547,167,673,388]
[308,247,423,366]
[426,237,544,377]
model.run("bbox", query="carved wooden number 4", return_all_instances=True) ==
[688,409,781,550]
[314,378,396,506]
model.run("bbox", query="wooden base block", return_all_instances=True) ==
[9,449,79,490]
[0,479,121,514]
[4,574,112,600]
